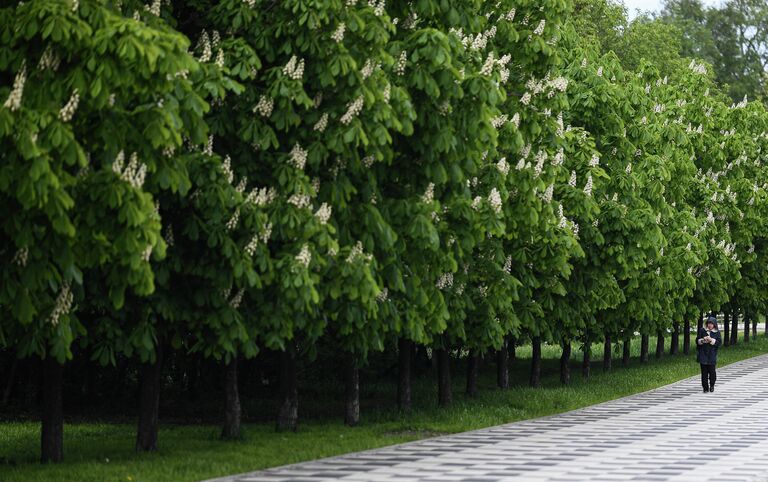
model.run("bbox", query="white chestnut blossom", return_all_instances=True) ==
[368,0,386,16]
[59,89,80,122]
[313,113,329,132]
[340,96,364,124]
[282,56,305,80]
[568,170,577,187]
[477,285,488,298]
[346,241,372,263]
[314,203,332,224]
[198,31,212,62]
[491,114,507,128]
[583,175,593,196]
[552,148,564,166]
[295,244,312,267]
[4,61,26,111]
[38,47,60,71]
[361,59,379,79]
[331,23,346,43]
[549,76,569,92]
[496,157,510,176]
[558,204,567,228]
[588,154,600,167]
[421,182,435,203]
[288,193,311,209]
[235,177,247,194]
[229,288,245,309]
[480,52,495,76]
[376,287,389,302]
[141,244,153,262]
[253,95,273,117]
[145,0,161,16]
[541,184,553,203]
[533,150,546,177]
[226,208,240,231]
[503,255,513,273]
[488,188,503,214]
[114,152,147,189]
[12,247,28,267]
[289,144,307,170]
[221,155,234,184]
[436,272,453,290]
[48,281,74,326]
[394,51,407,75]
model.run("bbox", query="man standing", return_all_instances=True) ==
[696,315,722,393]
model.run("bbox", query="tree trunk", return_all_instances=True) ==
[602,334,611,371]
[497,338,509,389]
[697,312,704,330]
[752,318,757,338]
[683,318,691,355]
[436,348,452,407]
[764,314,767,335]
[465,351,479,398]
[622,339,631,367]
[276,347,298,432]
[560,340,571,385]
[655,330,664,359]
[41,356,64,463]
[186,353,202,402]
[640,334,649,363]
[723,312,730,347]
[2,357,18,404]
[731,310,738,345]
[530,336,542,388]
[221,356,241,439]
[508,336,516,362]
[582,331,591,379]
[670,323,679,355]
[397,338,412,411]
[23,358,40,406]
[344,354,360,427]
[744,314,751,343]
[136,345,164,452]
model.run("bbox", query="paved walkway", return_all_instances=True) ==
[210,355,768,482]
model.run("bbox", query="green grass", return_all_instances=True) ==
[3,332,767,482]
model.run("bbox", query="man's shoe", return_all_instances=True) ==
[710,386,715,392]
[703,388,709,393]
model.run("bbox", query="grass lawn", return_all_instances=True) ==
[3,332,767,482]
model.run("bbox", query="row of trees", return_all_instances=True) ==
[3,0,768,464]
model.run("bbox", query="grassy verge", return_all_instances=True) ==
[3,333,767,482]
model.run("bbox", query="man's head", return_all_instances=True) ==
[706,316,717,330]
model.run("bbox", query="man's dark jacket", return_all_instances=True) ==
[696,327,722,365]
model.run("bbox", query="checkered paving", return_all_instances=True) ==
[207,355,768,482]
